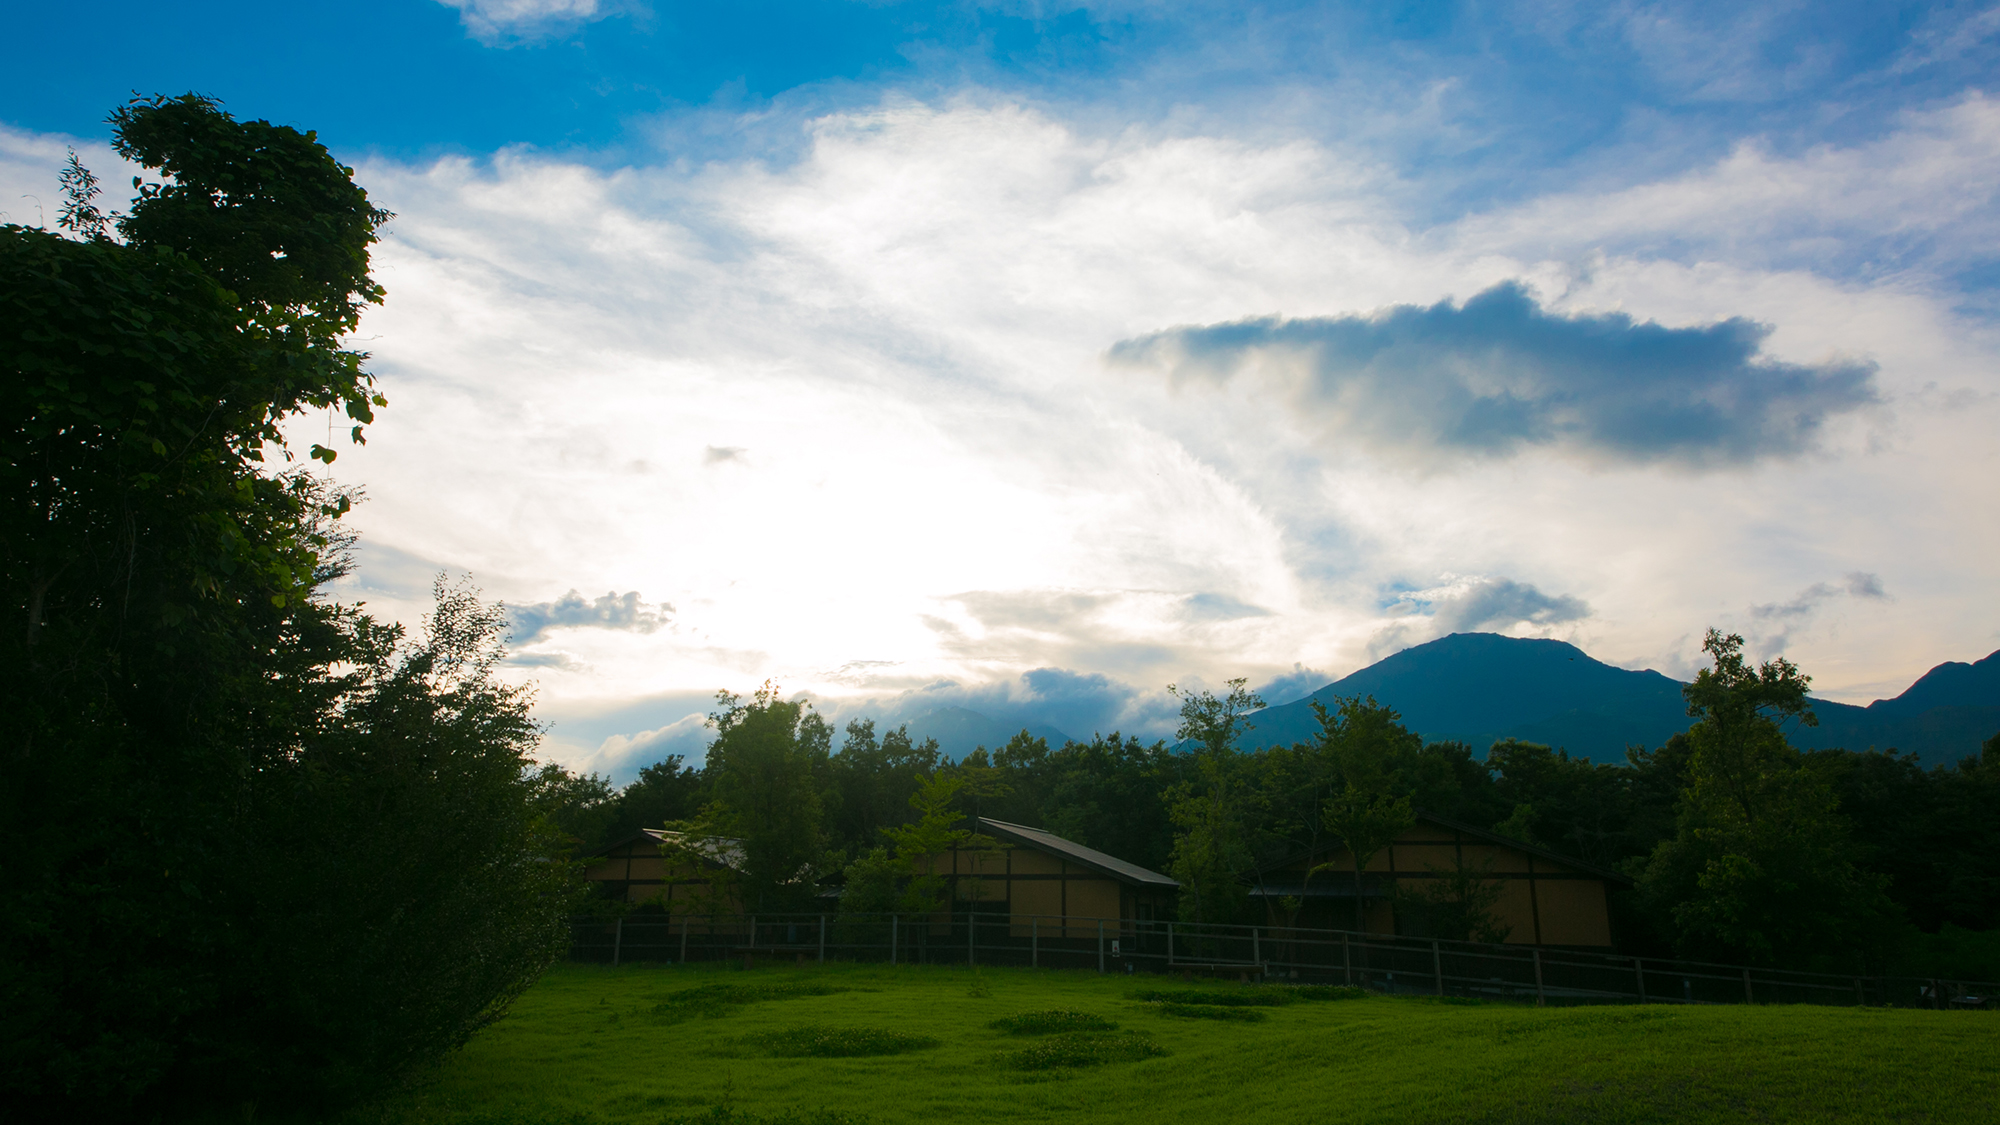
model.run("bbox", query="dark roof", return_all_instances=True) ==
[975,818,1179,888]
[582,829,744,870]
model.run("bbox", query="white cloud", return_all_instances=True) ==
[11,86,1997,731]
[322,93,1999,712]
[434,0,612,43]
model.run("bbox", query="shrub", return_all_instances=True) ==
[1150,1002,1266,1022]
[1287,985,1369,1001]
[750,1026,940,1058]
[650,982,854,1023]
[664,1108,871,1125]
[1004,1032,1166,1070]
[988,1010,1118,1035]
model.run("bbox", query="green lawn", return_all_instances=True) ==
[368,961,1998,1125]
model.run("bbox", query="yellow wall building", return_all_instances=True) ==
[1255,811,1630,949]
[922,818,1179,936]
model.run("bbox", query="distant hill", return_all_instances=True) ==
[895,706,1071,763]
[1236,633,2000,766]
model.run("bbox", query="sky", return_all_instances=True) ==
[6,1,1999,778]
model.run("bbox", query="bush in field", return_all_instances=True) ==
[664,1109,872,1125]
[1004,1031,1166,1070]
[751,1026,939,1057]
[988,1010,1118,1035]
[649,982,855,1023]
[1151,1002,1267,1022]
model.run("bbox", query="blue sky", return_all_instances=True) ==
[7,1,2000,778]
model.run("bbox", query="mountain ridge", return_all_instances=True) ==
[1238,633,2000,765]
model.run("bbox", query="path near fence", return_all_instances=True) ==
[570,911,1996,1011]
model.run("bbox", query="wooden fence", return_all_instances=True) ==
[568,911,1997,1010]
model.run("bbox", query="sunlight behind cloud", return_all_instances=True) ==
[207,90,2000,752]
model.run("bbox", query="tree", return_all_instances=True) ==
[1393,856,1512,944]
[879,773,1001,913]
[825,718,940,858]
[3,96,569,1118]
[597,753,707,847]
[1636,631,1896,964]
[1299,696,1418,929]
[1164,679,1263,924]
[689,683,830,911]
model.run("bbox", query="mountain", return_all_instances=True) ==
[1236,633,2000,766]
[895,706,1072,763]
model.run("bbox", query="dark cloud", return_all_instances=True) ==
[846,666,1176,746]
[1257,663,1330,707]
[506,650,587,672]
[1752,572,1891,622]
[1108,282,1880,467]
[704,445,746,465]
[507,589,671,646]
[1181,593,1273,622]
[952,590,1108,631]
[1433,578,1591,632]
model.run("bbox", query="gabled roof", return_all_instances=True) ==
[582,829,746,871]
[974,818,1179,889]
[647,828,749,871]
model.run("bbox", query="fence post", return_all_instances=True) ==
[679,914,688,964]
[891,915,898,966]
[1431,940,1444,997]
[749,915,756,949]
[1742,968,1754,1004]
[1533,948,1545,1007]
[613,915,624,966]
[1853,977,1863,1006]
[1634,957,1647,1004]
[1031,918,1039,969]
[1167,922,1175,967]
[1098,920,1106,974]
[1343,932,1352,986]
[1253,926,1261,971]
[819,915,826,964]
[968,911,976,967]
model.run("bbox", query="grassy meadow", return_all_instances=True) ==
[364,961,1998,1125]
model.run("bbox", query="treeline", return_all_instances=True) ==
[5,99,578,1118]
[548,637,2000,976]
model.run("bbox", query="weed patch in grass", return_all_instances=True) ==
[650,981,857,1024]
[1149,1002,1266,1022]
[1003,1031,1166,1071]
[1285,985,1368,1001]
[988,1009,1118,1035]
[1128,988,1286,1007]
[750,1025,941,1058]
[662,1108,873,1125]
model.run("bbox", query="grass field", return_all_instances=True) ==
[367,961,1999,1125]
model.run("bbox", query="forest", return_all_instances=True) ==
[540,643,2000,977]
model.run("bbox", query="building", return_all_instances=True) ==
[1252,810,1631,949]
[920,817,1180,935]
[586,818,1178,931]
[581,828,745,915]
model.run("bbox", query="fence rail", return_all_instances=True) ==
[568,911,1998,1011]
